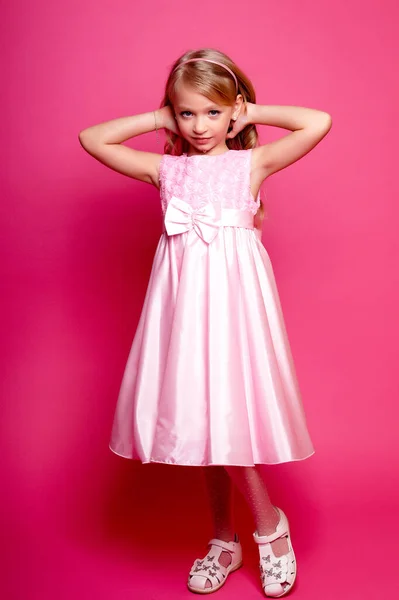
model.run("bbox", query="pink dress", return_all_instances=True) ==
[109,148,314,466]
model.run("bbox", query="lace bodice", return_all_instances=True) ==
[159,148,261,215]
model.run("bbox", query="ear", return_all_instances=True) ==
[232,94,244,120]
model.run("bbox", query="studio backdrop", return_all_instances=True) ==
[1,1,398,598]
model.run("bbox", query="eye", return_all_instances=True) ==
[179,110,221,118]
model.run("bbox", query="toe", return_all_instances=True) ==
[264,582,284,597]
[188,575,209,591]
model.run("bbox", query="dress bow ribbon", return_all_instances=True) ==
[164,196,222,244]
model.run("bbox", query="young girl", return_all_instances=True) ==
[79,48,331,597]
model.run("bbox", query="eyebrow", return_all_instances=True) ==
[176,104,221,110]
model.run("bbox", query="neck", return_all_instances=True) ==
[187,143,230,157]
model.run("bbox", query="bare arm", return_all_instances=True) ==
[241,104,332,179]
[78,106,178,187]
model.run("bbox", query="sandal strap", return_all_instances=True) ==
[254,527,287,544]
[188,536,243,592]
[254,508,297,593]
[253,507,289,545]
[189,537,240,579]
[189,563,225,582]
[260,553,296,587]
[207,538,238,553]
[189,556,227,581]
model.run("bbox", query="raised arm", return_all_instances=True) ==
[242,104,332,179]
[78,106,177,187]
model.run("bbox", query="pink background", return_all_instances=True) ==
[2,1,398,598]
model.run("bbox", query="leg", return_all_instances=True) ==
[224,465,289,557]
[202,466,235,569]
[188,467,242,593]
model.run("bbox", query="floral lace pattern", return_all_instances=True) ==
[159,149,261,216]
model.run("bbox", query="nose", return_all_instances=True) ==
[193,117,207,135]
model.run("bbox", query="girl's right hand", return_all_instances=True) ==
[158,106,181,136]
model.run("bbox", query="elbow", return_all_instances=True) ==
[78,129,98,150]
[320,112,332,132]
[78,129,88,147]
[78,128,91,142]
[309,112,332,137]
[305,111,332,136]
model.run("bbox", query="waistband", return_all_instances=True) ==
[163,196,255,244]
[218,208,254,229]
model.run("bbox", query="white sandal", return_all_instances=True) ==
[253,507,296,597]
[187,533,243,594]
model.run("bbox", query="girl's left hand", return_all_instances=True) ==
[226,102,254,139]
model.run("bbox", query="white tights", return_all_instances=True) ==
[203,465,288,557]
[198,465,289,591]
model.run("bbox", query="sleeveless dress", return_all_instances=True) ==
[109,148,314,466]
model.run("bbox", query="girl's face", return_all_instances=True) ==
[173,83,242,154]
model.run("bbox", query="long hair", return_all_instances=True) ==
[159,48,267,224]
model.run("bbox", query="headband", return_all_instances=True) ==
[175,58,238,93]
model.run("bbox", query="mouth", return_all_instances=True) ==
[193,137,211,143]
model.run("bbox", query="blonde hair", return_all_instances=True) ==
[159,47,267,224]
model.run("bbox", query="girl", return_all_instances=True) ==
[79,48,331,597]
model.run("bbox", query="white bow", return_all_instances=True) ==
[164,196,222,244]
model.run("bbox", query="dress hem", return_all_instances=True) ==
[109,444,315,467]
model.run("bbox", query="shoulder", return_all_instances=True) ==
[159,153,186,168]
[227,148,253,163]
[228,148,256,171]
[229,148,255,161]
[248,146,269,182]
[156,153,186,189]
[249,146,273,173]
[159,153,186,173]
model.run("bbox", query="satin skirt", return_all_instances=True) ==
[109,226,315,466]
